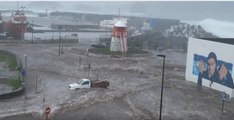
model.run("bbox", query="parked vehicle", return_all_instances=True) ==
[0,32,6,39]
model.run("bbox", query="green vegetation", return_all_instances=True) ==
[9,77,22,91]
[96,47,121,55]
[127,48,149,54]
[0,49,18,71]
[89,47,148,56]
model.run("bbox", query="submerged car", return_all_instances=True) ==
[68,78,91,90]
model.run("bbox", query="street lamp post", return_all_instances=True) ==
[157,54,166,120]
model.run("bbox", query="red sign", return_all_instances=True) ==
[44,107,51,115]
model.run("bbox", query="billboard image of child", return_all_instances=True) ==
[193,52,234,88]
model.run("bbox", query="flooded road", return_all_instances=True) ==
[0,44,234,120]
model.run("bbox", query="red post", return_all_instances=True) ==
[44,107,51,120]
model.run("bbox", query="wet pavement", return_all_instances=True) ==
[0,44,234,120]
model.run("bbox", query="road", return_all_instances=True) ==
[0,44,234,120]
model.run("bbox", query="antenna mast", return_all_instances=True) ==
[118,8,120,20]
[17,1,19,11]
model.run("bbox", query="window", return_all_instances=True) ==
[82,81,89,85]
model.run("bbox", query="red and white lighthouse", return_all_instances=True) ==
[110,19,127,54]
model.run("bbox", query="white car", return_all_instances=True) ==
[68,79,91,90]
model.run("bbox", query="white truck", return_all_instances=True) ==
[68,78,109,90]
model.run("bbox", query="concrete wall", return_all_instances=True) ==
[0,86,25,99]
[185,37,234,98]
[0,49,24,99]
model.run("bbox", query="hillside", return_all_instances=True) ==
[162,23,218,38]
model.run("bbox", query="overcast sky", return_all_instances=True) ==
[0,1,234,21]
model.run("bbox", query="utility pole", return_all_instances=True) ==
[35,75,38,94]
[21,6,25,40]
[77,29,79,46]
[31,20,34,44]
[52,18,54,40]
[79,57,81,68]
[58,25,61,56]
[61,36,64,54]
[52,6,55,40]
[96,70,99,80]
[23,54,27,99]
[88,63,91,78]
[21,21,23,40]
[24,54,27,72]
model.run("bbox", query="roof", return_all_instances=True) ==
[114,20,126,27]
[81,78,90,82]
[200,38,234,45]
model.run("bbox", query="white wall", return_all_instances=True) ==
[186,37,234,97]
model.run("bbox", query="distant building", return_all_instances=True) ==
[100,20,116,28]
[100,18,127,29]
[141,20,152,32]
[0,12,4,32]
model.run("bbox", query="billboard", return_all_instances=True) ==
[186,38,234,97]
